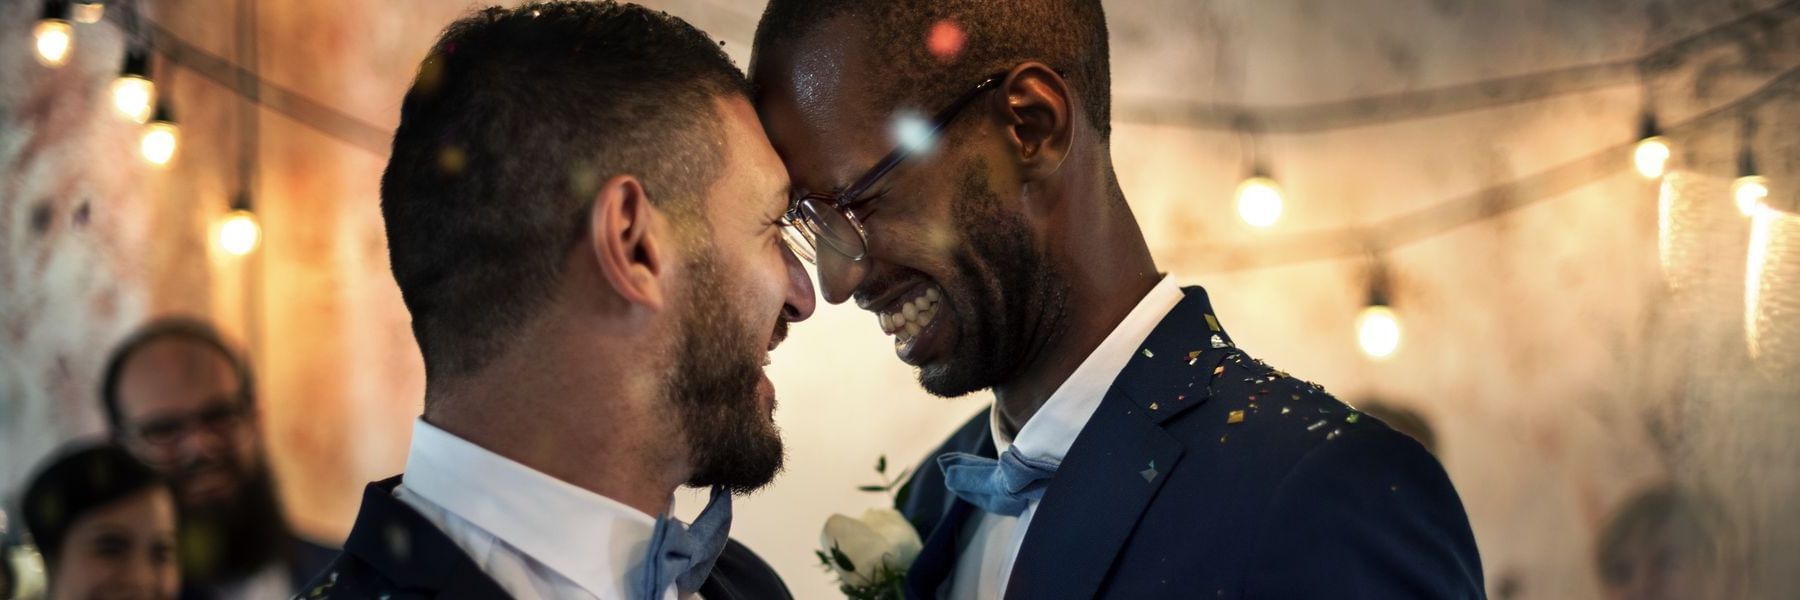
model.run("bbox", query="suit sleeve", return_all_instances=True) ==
[1241,428,1485,599]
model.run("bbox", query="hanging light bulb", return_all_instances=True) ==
[1357,263,1401,360]
[1236,172,1284,228]
[140,101,178,166]
[1357,305,1402,360]
[33,1,74,68]
[1733,117,1768,217]
[112,48,155,123]
[72,1,103,24]
[1633,112,1671,179]
[218,208,262,256]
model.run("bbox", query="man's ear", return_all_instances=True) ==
[996,62,1074,183]
[588,175,667,312]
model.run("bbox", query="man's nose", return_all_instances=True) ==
[782,244,818,322]
[815,243,869,305]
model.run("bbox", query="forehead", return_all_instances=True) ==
[116,338,239,416]
[752,17,896,192]
[707,95,788,208]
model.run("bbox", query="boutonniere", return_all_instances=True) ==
[816,455,922,600]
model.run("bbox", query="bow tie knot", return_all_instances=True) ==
[938,447,1060,517]
[641,486,732,600]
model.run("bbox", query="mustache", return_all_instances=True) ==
[768,318,791,351]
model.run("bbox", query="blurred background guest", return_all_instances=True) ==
[98,319,335,599]
[1595,483,1741,600]
[20,443,180,600]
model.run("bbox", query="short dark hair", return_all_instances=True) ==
[752,0,1112,139]
[99,317,253,433]
[382,1,750,380]
[22,443,169,565]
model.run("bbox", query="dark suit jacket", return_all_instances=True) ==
[900,286,1484,599]
[297,477,792,600]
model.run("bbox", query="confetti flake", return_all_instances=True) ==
[1140,460,1158,482]
[1280,406,1291,415]
[1307,420,1327,432]
[1213,365,1226,376]
[1326,429,1342,441]
[1219,435,1228,444]
[1210,334,1229,348]
[1227,410,1245,424]
[1346,412,1361,424]
[1188,350,1203,361]
[1143,348,1155,358]
[1149,402,1160,411]
[1205,314,1222,332]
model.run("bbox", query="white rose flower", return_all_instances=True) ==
[819,507,923,588]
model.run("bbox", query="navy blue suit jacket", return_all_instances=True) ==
[899,287,1484,599]
[298,477,792,599]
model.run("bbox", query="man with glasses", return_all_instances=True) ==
[99,318,335,599]
[751,1,1484,598]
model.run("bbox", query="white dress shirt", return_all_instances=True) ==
[394,419,690,600]
[947,275,1183,600]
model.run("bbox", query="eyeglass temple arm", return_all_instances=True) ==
[833,76,1005,209]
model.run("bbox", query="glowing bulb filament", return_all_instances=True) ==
[1634,136,1671,179]
[1236,177,1284,228]
[33,20,74,67]
[112,76,156,124]
[219,210,262,256]
[1357,305,1402,359]
[1733,176,1769,217]
[141,121,179,166]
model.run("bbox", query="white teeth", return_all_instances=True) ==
[878,286,945,342]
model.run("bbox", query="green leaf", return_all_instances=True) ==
[893,471,917,509]
[829,544,858,573]
[876,455,887,474]
[886,468,912,490]
[815,550,832,567]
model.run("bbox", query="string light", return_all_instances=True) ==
[32,0,74,68]
[140,101,178,166]
[218,208,261,256]
[1236,173,1284,228]
[112,48,155,124]
[1733,116,1768,217]
[1356,260,1401,360]
[72,0,103,24]
[1633,113,1672,179]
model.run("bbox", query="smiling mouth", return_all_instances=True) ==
[877,284,944,345]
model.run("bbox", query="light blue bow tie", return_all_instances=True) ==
[640,486,731,600]
[938,448,1060,517]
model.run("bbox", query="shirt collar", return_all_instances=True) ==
[991,275,1185,461]
[401,418,662,599]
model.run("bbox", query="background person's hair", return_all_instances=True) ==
[382,1,751,382]
[752,0,1113,140]
[99,317,254,433]
[20,444,168,567]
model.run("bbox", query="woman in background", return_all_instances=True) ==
[21,443,179,600]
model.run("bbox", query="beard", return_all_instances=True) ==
[917,159,1070,398]
[174,458,290,585]
[665,243,786,494]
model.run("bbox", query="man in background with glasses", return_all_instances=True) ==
[99,318,336,599]
[751,1,1484,598]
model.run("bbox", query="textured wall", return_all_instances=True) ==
[3,1,1798,599]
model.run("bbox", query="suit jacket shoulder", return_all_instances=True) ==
[299,478,794,600]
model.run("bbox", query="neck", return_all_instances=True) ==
[993,150,1160,431]
[420,319,686,517]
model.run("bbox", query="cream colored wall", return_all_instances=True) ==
[4,1,1798,599]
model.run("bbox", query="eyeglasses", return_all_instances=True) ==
[779,73,1005,264]
[126,403,248,448]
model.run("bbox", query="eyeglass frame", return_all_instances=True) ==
[780,72,1008,263]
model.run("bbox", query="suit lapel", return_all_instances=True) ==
[1004,287,1235,599]
[905,416,996,599]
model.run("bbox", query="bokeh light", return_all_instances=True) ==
[1634,136,1671,179]
[1236,176,1284,228]
[218,210,262,256]
[33,20,73,68]
[1357,305,1402,359]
